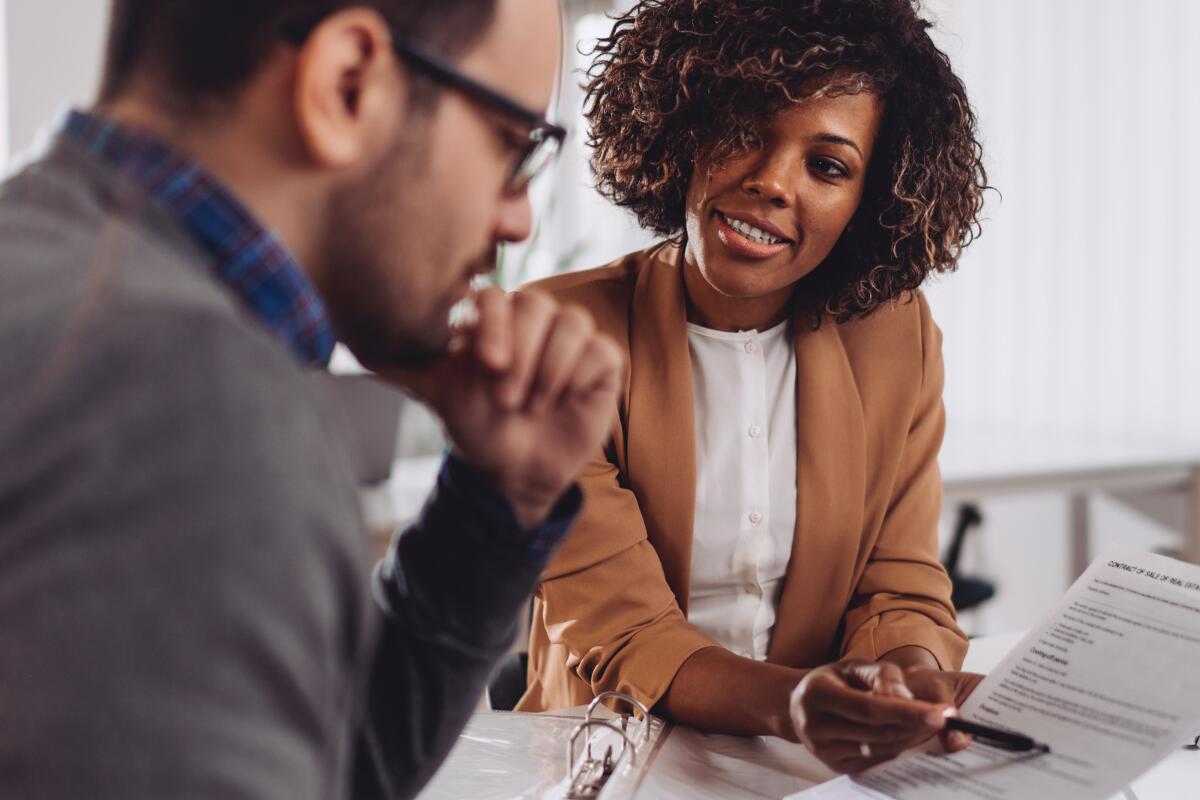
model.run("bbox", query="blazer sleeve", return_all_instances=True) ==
[536,451,721,711]
[839,295,969,670]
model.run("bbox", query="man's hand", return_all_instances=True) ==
[383,288,624,527]
[789,660,959,774]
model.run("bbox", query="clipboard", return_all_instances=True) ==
[416,692,669,800]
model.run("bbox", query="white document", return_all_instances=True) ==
[788,546,1200,800]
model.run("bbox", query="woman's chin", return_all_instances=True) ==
[701,263,792,301]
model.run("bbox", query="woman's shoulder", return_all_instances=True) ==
[833,289,940,366]
[520,243,676,334]
[838,288,935,334]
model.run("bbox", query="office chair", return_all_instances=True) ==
[943,503,996,613]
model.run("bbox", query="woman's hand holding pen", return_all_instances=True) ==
[788,660,984,774]
[901,667,986,750]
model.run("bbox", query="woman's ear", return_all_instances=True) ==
[291,8,408,170]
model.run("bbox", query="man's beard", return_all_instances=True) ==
[313,130,463,371]
[321,241,501,372]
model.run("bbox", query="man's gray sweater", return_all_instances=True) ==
[0,136,573,799]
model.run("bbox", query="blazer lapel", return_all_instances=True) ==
[624,245,698,611]
[768,318,868,664]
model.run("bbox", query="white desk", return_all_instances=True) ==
[941,421,1200,577]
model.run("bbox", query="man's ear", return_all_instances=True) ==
[291,8,408,170]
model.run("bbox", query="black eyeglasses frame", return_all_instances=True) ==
[279,19,567,194]
[390,36,567,195]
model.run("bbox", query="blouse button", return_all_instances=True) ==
[748,424,762,439]
[744,340,757,354]
[749,510,763,525]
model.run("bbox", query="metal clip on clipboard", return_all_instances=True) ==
[564,692,654,800]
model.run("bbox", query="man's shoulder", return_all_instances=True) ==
[0,144,337,480]
[0,140,234,311]
[0,142,300,393]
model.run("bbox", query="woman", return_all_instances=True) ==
[517,0,989,772]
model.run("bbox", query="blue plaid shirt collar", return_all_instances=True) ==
[61,110,336,367]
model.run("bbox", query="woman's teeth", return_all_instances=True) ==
[721,214,786,246]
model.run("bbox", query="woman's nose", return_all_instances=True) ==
[741,147,801,209]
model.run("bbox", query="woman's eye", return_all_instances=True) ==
[811,158,849,179]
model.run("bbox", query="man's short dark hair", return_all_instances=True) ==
[100,0,497,105]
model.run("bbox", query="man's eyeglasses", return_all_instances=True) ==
[390,37,567,196]
[280,19,566,195]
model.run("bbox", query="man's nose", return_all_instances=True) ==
[495,190,535,244]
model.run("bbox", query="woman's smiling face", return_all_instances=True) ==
[683,91,885,313]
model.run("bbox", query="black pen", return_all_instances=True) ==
[945,717,1052,753]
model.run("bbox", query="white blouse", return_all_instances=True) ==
[686,319,798,661]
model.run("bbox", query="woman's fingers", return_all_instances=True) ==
[791,662,956,774]
[801,712,931,748]
[902,669,987,753]
[843,660,914,699]
[800,667,950,729]
[944,729,973,752]
[817,737,914,773]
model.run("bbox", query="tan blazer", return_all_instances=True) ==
[516,243,967,713]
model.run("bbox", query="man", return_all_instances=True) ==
[0,0,621,798]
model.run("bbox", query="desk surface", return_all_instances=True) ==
[629,630,1029,800]
[634,631,1195,800]
[419,632,1196,800]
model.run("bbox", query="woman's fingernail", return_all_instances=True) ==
[950,731,970,749]
[925,710,946,727]
[943,706,959,719]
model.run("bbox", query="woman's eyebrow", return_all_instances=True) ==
[813,133,863,158]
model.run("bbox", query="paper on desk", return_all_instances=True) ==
[787,546,1200,800]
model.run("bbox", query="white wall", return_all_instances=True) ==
[2,0,107,166]
[917,0,1200,635]
[0,1,8,166]
[922,0,1200,441]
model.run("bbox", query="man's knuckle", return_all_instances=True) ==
[515,289,555,313]
[559,304,594,332]
[476,285,504,303]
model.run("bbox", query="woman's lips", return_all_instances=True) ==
[713,212,793,260]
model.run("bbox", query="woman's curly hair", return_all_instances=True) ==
[585,0,988,323]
